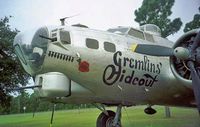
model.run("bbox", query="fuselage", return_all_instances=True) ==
[13,25,195,108]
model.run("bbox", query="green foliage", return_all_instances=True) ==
[0,16,30,109]
[0,106,199,127]
[184,6,200,32]
[4,92,95,114]
[134,0,182,37]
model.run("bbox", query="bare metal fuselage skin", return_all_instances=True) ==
[14,25,195,108]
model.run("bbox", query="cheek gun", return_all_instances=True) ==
[34,72,71,98]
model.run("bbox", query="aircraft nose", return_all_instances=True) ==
[13,27,49,75]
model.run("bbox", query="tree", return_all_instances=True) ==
[184,6,200,32]
[134,0,179,117]
[0,16,30,110]
[134,0,182,37]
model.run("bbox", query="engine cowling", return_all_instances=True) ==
[170,29,200,82]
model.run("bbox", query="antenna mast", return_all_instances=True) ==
[60,14,80,26]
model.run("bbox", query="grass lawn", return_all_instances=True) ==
[0,106,199,127]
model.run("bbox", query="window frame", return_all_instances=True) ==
[144,32,155,42]
[14,45,27,65]
[128,28,145,40]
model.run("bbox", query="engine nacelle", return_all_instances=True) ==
[170,29,200,81]
[34,72,71,98]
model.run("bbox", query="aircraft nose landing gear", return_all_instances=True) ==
[96,105,122,127]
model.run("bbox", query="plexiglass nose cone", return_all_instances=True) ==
[13,27,49,75]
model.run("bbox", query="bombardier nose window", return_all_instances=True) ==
[15,45,27,64]
[13,27,49,75]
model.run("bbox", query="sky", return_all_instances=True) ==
[0,0,199,41]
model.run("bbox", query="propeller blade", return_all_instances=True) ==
[188,61,200,114]
[132,44,174,56]
[191,31,200,52]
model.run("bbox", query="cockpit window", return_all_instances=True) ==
[86,38,99,49]
[128,28,145,40]
[60,30,71,44]
[145,33,155,42]
[107,28,129,34]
